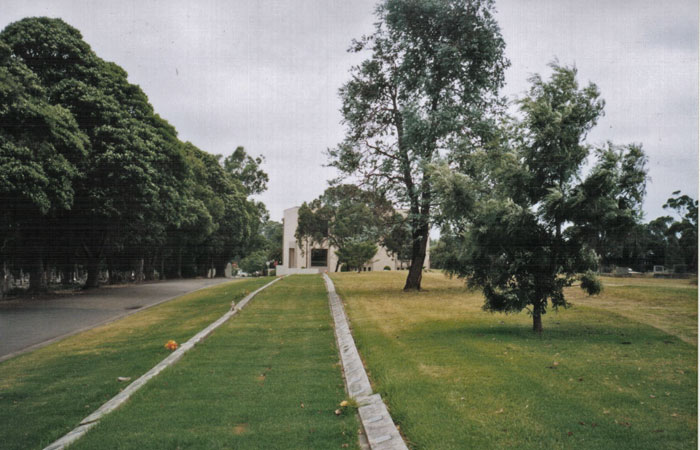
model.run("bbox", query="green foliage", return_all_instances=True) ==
[568,142,648,263]
[579,270,603,295]
[222,146,268,195]
[440,63,647,332]
[428,239,448,270]
[663,191,698,272]
[336,240,378,272]
[239,250,268,275]
[295,185,393,271]
[0,17,268,290]
[329,0,509,289]
[260,220,283,265]
[0,36,89,291]
[380,212,413,262]
[608,192,698,274]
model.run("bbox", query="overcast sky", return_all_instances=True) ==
[2,0,697,224]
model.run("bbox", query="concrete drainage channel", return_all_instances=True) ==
[43,276,284,450]
[323,274,408,450]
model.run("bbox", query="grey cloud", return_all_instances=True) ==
[0,0,696,223]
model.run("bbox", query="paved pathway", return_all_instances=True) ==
[0,278,233,361]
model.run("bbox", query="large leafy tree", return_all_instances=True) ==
[329,0,509,290]
[1,18,198,288]
[0,17,270,293]
[337,241,379,272]
[190,146,267,278]
[0,39,88,292]
[295,185,392,271]
[223,146,268,196]
[567,142,648,264]
[662,191,697,272]
[260,220,283,266]
[2,18,154,287]
[440,63,647,332]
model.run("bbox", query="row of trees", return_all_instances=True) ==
[430,191,697,275]
[0,18,270,296]
[238,220,283,275]
[602,191,697,273]
[328,0,672,332]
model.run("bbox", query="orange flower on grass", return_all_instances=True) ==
[164,340,178,351]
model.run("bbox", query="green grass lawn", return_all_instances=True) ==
[0,277,271,450]
[332,271,697,450]
[72,275,358,449]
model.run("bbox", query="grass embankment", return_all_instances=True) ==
[0,278,271,450]
[73,275,358,449]
[332,271,697,450]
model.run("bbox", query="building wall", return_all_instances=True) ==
[277,205,430,275]
[279,207,333,275]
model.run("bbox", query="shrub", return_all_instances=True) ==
[674,264,688,274]
[383,266,391,271]
[580,270,603,295]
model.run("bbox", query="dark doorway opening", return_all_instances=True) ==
[310,249,328,267]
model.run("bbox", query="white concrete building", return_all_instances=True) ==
[276,206,429,275]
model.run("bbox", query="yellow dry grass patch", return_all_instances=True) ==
[233,423,249,435]
[417,363,457,379]
[337,271,697,345]
[337,271,482,336]
[565,278,697,345]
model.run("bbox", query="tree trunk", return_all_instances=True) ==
[1,261,10,299]
[214,259,227,278]
[532,312,543,333]
[144,256,155,281]
[335,259,341,272]
[29,252,47,293]
[176,247,182,279]
[404,225,429,291]
[61,264,73,286]
[84,257,101,289]
[107,258,118,285]
[135,258,145,282]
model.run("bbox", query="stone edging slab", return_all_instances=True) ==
[43,276,284,450]
[323,274,408,450]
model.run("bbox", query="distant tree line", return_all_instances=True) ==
[431,190,697,275]
[601,191,697,273]
[0,17,270,296]
[238,220,283,276]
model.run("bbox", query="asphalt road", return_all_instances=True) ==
[0,277,234,361]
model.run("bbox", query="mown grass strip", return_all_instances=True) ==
[71,275,359,450]
[0,277,271,450]
[332,271,697,450]
[45,277,283,450]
